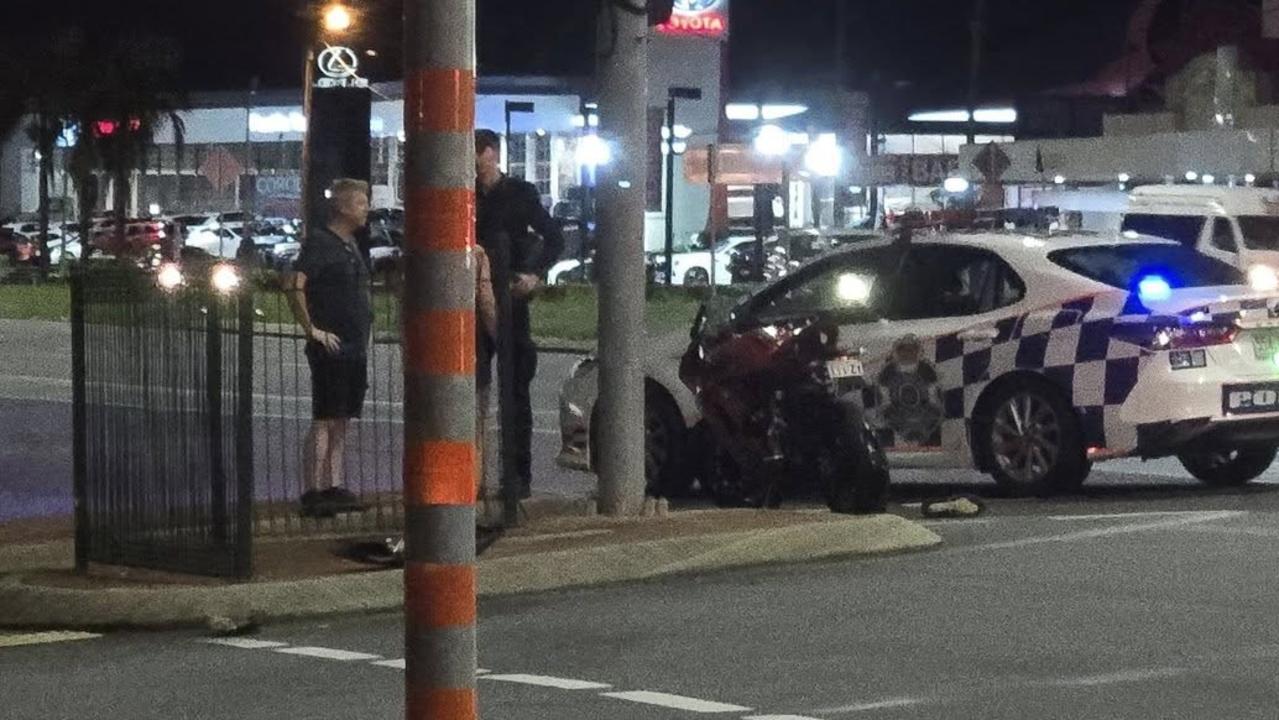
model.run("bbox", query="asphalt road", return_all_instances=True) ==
[0,319,592,522]
[7,497,1279,719]
[8,318,1279,522]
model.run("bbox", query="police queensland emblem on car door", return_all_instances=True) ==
[870,335,944,448]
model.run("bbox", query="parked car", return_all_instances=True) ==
[184,226,244,259]
[560,230,1279,496]
[90,219,176,260]
[667,232,758,286]
[0,229,36,265]
[1121,185,1279,276]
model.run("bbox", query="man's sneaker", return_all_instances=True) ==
[300,490,335,519]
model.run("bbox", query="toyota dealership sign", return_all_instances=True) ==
[657,0,729,38]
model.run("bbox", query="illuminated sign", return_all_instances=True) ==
[315,46,369,89]
[657,0,729,38]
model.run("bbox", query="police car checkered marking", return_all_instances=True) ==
[864,291,1155,454]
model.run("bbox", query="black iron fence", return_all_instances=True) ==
[72,264,254,578]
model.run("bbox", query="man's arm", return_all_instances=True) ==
[524,183,565,276]
[283,271,341,354]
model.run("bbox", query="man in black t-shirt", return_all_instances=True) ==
[475,130,565,498]
[285,179,374,518]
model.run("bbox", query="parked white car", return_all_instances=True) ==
[184,227,243,259]
[667,234,756,286]
[560,230,1279,496]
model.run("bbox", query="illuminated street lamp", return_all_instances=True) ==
[323,4,353,34]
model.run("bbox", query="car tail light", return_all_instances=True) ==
[1114,322,1238,351]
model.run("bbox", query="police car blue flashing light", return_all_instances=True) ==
[1137,275,1173,303]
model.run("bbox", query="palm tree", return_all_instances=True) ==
[70,30,187,254]
[0,29,186,269]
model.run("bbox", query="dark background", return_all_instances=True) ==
[0,0,1186,103]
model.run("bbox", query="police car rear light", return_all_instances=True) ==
[1148,324,1238,351]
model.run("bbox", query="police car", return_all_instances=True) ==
[559,230,1279,495]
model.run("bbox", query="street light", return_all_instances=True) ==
[664,86,702,285]
[323,3,353,34]
[503,101,536,174]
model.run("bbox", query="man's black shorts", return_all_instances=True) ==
[306,343,368,420]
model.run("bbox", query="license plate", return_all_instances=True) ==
[826,357,864,379]
[1255,331,1279,361]
[1224,383,1279,415]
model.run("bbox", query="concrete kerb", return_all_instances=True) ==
[0,513,940,631]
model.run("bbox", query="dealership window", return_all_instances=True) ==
[534,133,552,197]
[508,134,528,181]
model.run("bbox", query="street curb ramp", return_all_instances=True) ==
[0,514,939,630]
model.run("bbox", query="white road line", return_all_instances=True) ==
[370,659,492,673]
[965,511,1244,552]
[482,674,612,690]
[0,631,101,648]
[200,638,289,650]
[1044,667,1186,687]
[1049,511,1239,522]
[600,690,752,713]
[273,646,382,662]
[812,697,929,714]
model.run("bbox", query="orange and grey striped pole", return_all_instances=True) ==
[402,1,478,719]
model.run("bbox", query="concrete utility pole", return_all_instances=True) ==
[402,1,478,718]
[595,0,650,516]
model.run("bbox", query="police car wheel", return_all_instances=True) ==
[983,382,1088,496]
[1178,446,1277,487]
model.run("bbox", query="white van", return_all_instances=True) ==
[1121,186,1279,273]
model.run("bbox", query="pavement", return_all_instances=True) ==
[0,508,940,631]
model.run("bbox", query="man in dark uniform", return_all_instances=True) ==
[475,129,565,498]
[284,178,373,517]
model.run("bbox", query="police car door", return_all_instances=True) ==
[856,245,1028,468]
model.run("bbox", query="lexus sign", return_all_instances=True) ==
[657,0,729,38]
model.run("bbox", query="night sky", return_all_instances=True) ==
[4,0,1146,103]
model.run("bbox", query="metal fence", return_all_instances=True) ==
[72,259,434,576]
[72,265,254,578]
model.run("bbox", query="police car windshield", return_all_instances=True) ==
[1238,216,1279,251]
[1049,244,1243,290]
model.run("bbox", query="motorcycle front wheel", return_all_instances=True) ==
[824,419,890,515]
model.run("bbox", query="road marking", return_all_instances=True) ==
[1048,511,1240,522]
[0,631,101,648]
[1044,667,1186,687]
[600,690,752,713]
[965,511,1243,552]
[371,659,406,669]
[812,697,929,713]
[201,638,289,650]
[744,715,828,720]
[482,674,612,690]
[273,646,382,662]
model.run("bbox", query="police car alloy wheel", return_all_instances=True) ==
[1177,446,1277,487]
[983,381,1089,495]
